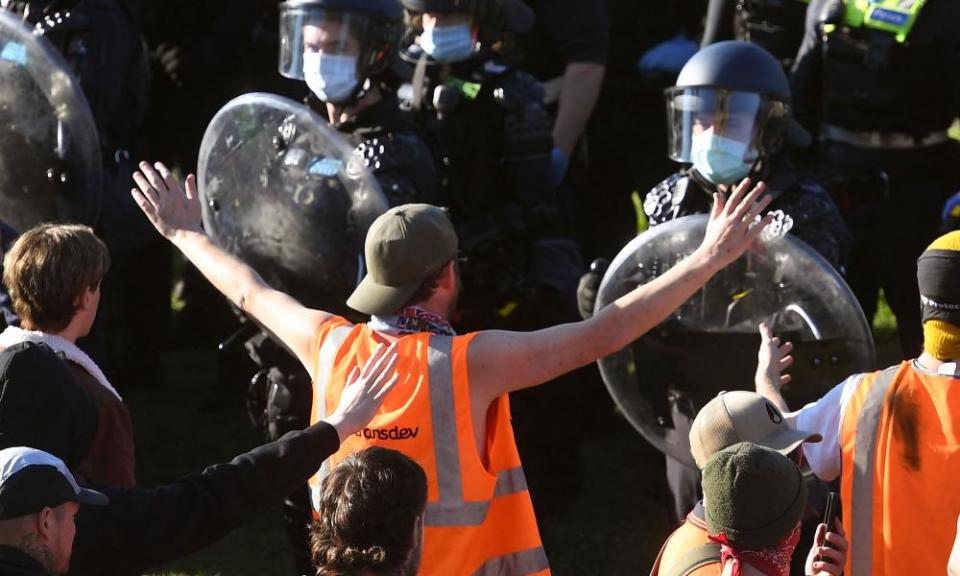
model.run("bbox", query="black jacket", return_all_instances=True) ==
[0,546,49,576]
[68,422,340,576]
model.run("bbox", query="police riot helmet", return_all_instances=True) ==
[279,0,403,103]
[399,0,505,64]
[664,41,810,184]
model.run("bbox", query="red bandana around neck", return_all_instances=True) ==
[709,524,801,576]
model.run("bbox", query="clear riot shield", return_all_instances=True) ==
[0,10,101,231]
[198,93,388,316]
[595,215,875,467]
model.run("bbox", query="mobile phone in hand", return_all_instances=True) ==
[818,492,840,563]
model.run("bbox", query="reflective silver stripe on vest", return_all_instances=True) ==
[424,335,532,528]
[309,325,354,511]
[850,366,899,576]
[471,546,550,576]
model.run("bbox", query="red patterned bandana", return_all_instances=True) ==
[369,306,456,336]
[709,524,801,576]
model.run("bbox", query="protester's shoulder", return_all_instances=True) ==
[657,519,720,576]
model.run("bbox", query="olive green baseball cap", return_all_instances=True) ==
[347,204,458,316]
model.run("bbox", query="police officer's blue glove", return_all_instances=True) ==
[942,190,960,233]
[550,146,570,187]
[637,34,698,76]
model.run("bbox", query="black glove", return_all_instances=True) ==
[576,258,609,320]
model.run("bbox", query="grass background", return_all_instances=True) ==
[130,296,901,576]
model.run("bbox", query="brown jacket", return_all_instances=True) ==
[70,362,136,487]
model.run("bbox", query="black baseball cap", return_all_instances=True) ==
[0,446,107,519]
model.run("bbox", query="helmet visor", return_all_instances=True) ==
[279,7,379,80]
[665,87,789,164]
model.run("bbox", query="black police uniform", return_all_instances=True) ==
[702,0,810,67]
[792,0,960,358]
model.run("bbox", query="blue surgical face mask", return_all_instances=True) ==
[420,23,474,63]
[303,51,359,104]
[690,129,754,185]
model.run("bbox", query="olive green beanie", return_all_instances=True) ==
[702,442,807,550]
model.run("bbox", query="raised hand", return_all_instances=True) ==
[131,161,203,239]
[325,342,401,440]
[699,178,774,269]
[756,322,794,394]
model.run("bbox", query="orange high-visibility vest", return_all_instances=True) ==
[839,361,960,576]
[307,318,549,576]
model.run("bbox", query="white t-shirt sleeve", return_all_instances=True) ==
[783,373,865,481]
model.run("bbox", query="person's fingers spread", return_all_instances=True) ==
[132,173,160,206]
[758,322,770,338]
[155,162,180,194]
[376,353,399,386]
[362,343,387,379]
[185,174,199,200]
[736,184,771,222]
[131,189,158,220]
[746,213,775,242]
[781,355,794,369]
[368,345,397,380]
[346,366,361,387]
[375,373,400,400]
[781,341,794,354]
[711,192,724,219]
[780,374,792,385]
[139,162,167,193]
[727,178,751,212]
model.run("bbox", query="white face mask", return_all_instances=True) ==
[302,51,359,104]
[690,128,754,185]
[419,23,474,63]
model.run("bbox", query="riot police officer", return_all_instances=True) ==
[791,0,960,359]
[279,0,441,207]
[581,41,850,523]
[1,0,164,386]
[396,0,588,521]
[701,0,810,68]
[649,41,849,271]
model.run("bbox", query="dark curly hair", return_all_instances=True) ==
[311,447,428,576]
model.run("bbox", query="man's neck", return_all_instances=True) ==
[0,531,53,574]
[326,87,382,126]
[917,351,960,375]
[20,323,78,344]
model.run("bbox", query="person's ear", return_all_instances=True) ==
[78,285,98,312]
[439,260,457,289]
[35,507,55,541]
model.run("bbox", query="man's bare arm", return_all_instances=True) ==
[132,162,331,368]
[470,179,773,401]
